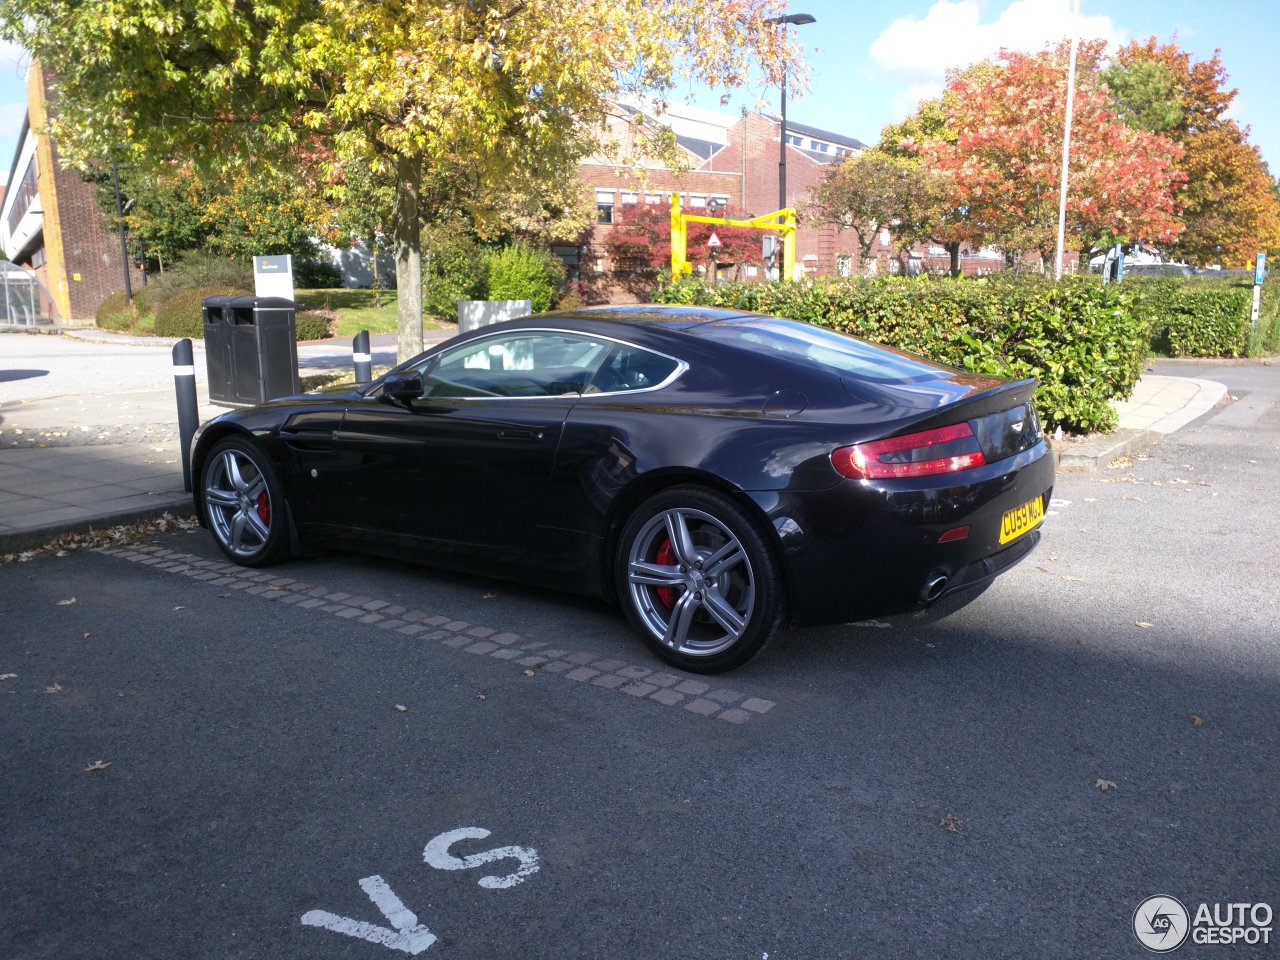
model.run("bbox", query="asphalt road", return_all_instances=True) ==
[2,359,1276,959]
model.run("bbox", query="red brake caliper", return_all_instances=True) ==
[256,492,271,527]
[655,538,677,608]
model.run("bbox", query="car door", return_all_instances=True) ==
[330,330,612,561]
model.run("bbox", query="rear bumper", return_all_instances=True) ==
[754,439,1054,626]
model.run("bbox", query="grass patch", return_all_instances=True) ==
[295,288,449,338]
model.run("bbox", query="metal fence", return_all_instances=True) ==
[0,261,59,330]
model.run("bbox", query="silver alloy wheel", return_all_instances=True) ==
[625,507,756,657]
[204,447,274,559]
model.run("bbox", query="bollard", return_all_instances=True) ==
[172,338,200,493]
[353,330,372,383]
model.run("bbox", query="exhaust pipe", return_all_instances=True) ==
[920,573,949,604]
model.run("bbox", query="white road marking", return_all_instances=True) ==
[423,827,540,889]
[301,874,437,955]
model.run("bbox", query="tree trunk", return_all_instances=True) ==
[393,152,424,363]
[947,241,961,277]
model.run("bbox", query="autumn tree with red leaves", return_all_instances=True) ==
[1109,39,1280,266]
[918,42,1184,267]
[605,202,765,278]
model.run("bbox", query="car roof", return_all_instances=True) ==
[544,304,757,331]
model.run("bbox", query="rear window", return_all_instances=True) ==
[698,317,954,383]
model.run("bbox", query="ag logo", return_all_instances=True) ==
[1133,895,1190,952]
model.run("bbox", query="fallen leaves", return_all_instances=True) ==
[1095,778,1117,791]
[1191,714,1205,727]
[521,670,535,678]
[474,693,487,701]
[939,814,964,833]
[394,704,407,713]
[0,673,17,681]
[45,683,63,694]
[1,513,199,564]
[84,760,111,772]
[57,597,77,606]
[1135,621,1154,629]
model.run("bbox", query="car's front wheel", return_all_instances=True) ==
[201,436,291,567]
[616,486,787,673]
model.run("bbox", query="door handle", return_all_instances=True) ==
[497,429,542,440]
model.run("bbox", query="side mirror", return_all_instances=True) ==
[381,372,424,406]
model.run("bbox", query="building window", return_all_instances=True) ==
[810,140,828,152]
[690,195,707,208]
[595,190,615,224]
[786,134,803,146]
[836,254,852,277]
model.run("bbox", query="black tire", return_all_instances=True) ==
[615,485,787,673]
[200,436,292,567]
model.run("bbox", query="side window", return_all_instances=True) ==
[417,333,611,398]
[585,345,680,394]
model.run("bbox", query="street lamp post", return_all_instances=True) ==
[767,12,815,281]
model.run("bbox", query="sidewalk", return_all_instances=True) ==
[0,329,451,554]
[0,332,1228,554]
[1056,375,1227,470]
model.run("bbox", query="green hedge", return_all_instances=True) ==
[1251,275,1280,355]
[294,310,333,340]
[152,287,332,341]
[152,286,246,338]
[1127,276,1252,357]
[655,274,1146,434]
[94,290,134,331]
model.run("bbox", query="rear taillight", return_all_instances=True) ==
[832,423,987,479]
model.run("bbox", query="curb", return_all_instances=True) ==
[1056,427,1158,472]
[0,497,195,555]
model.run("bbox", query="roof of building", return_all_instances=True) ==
[676,135,725,161]
[779,118,868,151]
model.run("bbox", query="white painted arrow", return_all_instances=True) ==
[301,875,437,955]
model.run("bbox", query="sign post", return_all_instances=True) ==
[253,254,295,300]
[707,232,721,285]
[1251,252,1266,334]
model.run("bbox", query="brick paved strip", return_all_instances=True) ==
[650,689,685,707]
[105,551,779,725]
[591,674,628,690]
[683,698,720,717]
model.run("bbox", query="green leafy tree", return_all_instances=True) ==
[4,0,796,360]
[1100,59,1183,135]
[804,149,916,273]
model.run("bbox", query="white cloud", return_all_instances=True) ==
[870,0,1121,83]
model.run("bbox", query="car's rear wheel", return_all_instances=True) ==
[617,486,787,673]
[201,437,291,567]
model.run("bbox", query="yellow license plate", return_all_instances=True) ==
[999,494,1045,545]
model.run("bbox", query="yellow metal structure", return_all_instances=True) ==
[669,193,799,281]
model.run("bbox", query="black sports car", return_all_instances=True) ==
[191,305,1053,673]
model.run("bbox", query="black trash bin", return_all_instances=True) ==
[202,295,300,406]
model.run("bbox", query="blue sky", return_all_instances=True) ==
[2,0,1277,185]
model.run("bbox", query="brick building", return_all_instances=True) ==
[1,61,143,328]
[573,99,913,303]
